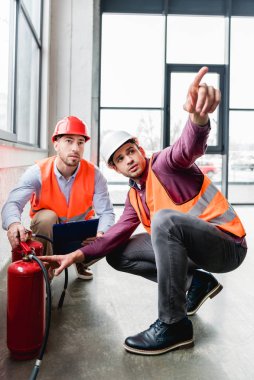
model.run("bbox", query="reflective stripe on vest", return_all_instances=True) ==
[30,156,95,222]
[129,156,245,238]
[58,206,94,223]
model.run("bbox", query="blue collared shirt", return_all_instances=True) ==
[2,161,115,233]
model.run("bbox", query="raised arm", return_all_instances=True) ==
[156,67,221,171]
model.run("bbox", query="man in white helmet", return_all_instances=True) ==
[41,68,247,354]
[2,116,115,280]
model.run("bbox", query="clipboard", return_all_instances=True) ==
[52,219,99,254]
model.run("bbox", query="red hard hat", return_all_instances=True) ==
[51,116,90,142]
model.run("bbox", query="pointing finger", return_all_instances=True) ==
[184,67,209,113]
[192,66,209,89]
[40,256,55,262]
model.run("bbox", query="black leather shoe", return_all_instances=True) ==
[187,270,223,316]
[124,317,194,355]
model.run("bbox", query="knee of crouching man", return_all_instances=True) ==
[151,209,169,231]
[151,209,182,234]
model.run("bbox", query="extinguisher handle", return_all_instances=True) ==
[19,241,32,253]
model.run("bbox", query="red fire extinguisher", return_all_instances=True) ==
[11,231,43,262]
[7,241,46,360]
[7,233,66,379]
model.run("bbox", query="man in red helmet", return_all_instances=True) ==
[2,116,115,280]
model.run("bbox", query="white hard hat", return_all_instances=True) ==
[101,130,138,165]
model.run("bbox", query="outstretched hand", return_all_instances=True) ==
[183,66,221,125]
[40,250,84,276]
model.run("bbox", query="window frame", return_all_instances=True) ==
[165,64,226,153]
[99,0,254,204]
[0,0,43,147]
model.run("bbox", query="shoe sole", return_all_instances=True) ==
[77,275,93,280]
[73,264,93,280]
[187,283,223,316]
[123,339,194,356]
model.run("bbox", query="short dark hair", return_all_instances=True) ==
[54,134,86,142]
[54,134,63,141]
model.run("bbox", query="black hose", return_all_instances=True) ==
[31,233,68,308]
[31,234,53,244]
[28,254,52,380]
[57,268,68,309]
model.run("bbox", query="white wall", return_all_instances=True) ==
[48,0,99,161]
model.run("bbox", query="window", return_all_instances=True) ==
[166,16,225,64]
[22,0,41,37]
[230,17,254,109]
[101,2,254,204]
[16,10,40,144]
[100,14,165,203]
[0,1,14,136]
[228,17,254,203]
[169,71,220,147]
[101,14,165,108]
[0,0,42,146]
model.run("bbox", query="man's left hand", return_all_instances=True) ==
[40,249,84,276]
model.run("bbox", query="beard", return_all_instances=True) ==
[60,155,80,167]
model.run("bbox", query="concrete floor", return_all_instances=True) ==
[0,206,254,380]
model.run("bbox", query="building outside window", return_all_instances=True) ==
[100,2,254,205]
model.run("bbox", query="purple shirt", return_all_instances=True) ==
[82,118,246,260]
[81,118,215,261]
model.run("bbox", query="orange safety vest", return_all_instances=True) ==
[129,156,246,238]
[30,156,95,222]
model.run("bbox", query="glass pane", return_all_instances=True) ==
[167,16,225,64]
[107,183,130,205]
[101,14,165,107]
[228,111,254,203]
[230,17,254,109]
[100,109,162,204]
[16,12,40,145]
[169,72,219,146]
[0,0,14,132]
[22,0,41,37]
[196,154,222,189]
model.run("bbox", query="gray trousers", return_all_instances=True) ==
[106,209,247,324]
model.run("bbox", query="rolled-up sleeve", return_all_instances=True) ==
[1,165,41,230]
[93,166,115,233]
